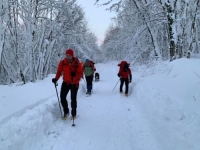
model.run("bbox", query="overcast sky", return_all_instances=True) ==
[77,0,116,45]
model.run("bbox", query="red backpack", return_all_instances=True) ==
[118,61,130,72]
[118,61,131,79]
[89,60,96,72]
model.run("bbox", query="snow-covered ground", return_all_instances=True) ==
[0,58,200,150]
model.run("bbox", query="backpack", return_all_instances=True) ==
[89,60,96,71]
[84,60,95,76]
[118,61,130,72]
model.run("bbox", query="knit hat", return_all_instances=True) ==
[85,59,89,62]
[66,49,74,57]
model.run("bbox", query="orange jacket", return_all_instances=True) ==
[55,57,83,84]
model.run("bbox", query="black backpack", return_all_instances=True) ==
[123,62,129,72]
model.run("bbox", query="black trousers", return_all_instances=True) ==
[85,75,93,92]
[60,82,79,117]
[120,78,129,94]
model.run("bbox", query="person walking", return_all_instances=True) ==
[52,49,83,120]
[83,59,96,95]
[117,61,132,96]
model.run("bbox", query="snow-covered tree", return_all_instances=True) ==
[98,0,200,63]
[0,0,99,85]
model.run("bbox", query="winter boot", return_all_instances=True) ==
[86,90,89,94]
[62,113,69,120]
[86,90,91,95]
[71,116,76,120]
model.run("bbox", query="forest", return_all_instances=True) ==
[0,0,200,84]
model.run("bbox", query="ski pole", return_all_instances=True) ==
[71,76,76,127]
[54,83,62,117]
[72,118,75,127]
[112,79,120,91]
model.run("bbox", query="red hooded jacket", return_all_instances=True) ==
[118,61,131,79]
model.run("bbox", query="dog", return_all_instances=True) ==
[94,72,100,82]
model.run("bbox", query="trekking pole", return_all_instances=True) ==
[72,118,75,127]
[71,76,76,127]
[112,79,120,91]
[54,83,62,117]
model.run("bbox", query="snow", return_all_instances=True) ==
[0,58,200,150]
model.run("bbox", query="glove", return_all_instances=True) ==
[117,73,120,77]
[52,78,57,84]
[71,72,76,77]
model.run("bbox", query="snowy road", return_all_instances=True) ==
[1,61,200,150]
[32,63,161,150]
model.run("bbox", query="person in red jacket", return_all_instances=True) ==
[52,49,83,120]
[117,61,132,96]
